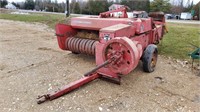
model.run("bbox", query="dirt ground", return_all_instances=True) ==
[0,19,200,112]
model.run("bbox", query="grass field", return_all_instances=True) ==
[0,12,199,60]
[159,23,199,59]
[0,13,68,28]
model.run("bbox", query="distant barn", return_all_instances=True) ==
[109,4,125,11]
[5,3,17,9]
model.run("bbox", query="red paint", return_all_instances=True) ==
[55,24,76,50]
[37,73,99,104]
[49,73,99,100]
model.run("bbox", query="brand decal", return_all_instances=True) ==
[72,20,92,25]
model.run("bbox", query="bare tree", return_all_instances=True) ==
[170,0,184,14]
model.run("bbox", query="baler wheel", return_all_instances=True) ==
[142,44,158,73]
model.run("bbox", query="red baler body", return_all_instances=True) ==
[55,11,165,78]
[37,6,166,104]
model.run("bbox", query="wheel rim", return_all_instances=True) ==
[150,50,157,69]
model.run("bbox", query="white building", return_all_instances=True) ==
[180,12,192,20]
[109,4,125,11]
[5,3,17,9]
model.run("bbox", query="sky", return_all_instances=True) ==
[7,0,200,4]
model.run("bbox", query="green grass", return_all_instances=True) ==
[0,13,69,28]
[159,23,199,59]
[0,12,199,60]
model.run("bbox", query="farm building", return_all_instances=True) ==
[5,3,16,9]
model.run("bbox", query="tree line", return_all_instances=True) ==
[0,0,66,12]
[0,0,199,17]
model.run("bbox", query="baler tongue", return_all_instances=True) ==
[37,58,116,104]
[37,73,99,104]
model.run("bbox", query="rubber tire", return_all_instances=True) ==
[142,44,158,73]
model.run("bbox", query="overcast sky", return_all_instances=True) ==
[7,0,200,4]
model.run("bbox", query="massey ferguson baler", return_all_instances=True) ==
[37,6,167,104]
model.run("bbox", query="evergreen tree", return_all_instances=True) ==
[192,1,200,20]
[0,0,8,8]
[88,0,108,15]
[24,0,35,10]
[121,0,150,12]
[74,2,80,14]
[11,2,20,8]
[150,0,171,13]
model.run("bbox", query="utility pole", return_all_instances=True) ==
[66,0,70,17]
